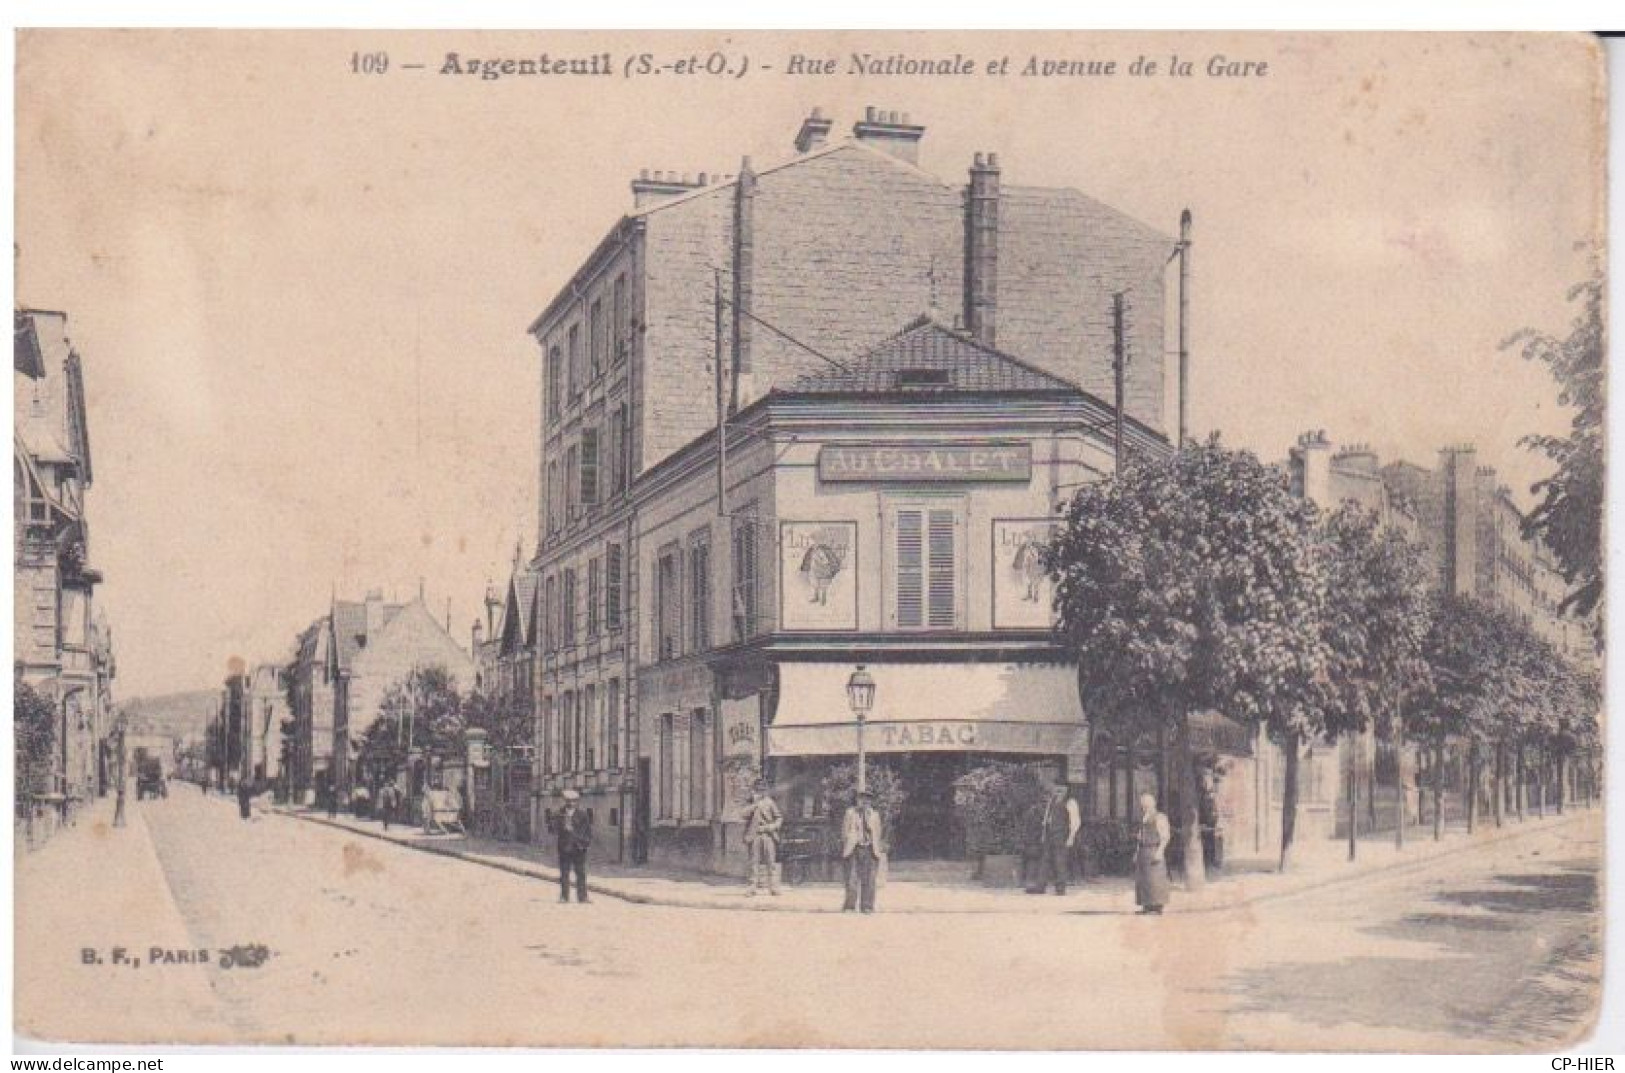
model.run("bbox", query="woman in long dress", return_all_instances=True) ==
[1133,791,1172,914]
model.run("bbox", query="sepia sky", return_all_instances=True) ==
[14,30,1605,700]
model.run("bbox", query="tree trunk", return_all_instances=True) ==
[1432,741,1445,842]
[1515,747,1526,821]
[1347,731,1358,861]
[1534,749,1546,818]
[1174,715,1206,891]
[1394,724,1406,851]
[1465,744,1478,834]
[1493,743,1504,828]
[1279,730,1301,872]
[1556,754,1566,815]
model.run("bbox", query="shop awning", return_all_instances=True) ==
[766,662,1087,758]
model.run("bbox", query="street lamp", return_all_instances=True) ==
[846,665,876,795]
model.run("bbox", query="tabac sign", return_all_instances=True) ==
[818,443,1032,483]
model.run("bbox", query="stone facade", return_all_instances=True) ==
[523,107,1184,872]
[14,307,117,815]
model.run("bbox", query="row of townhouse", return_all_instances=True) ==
[14,306,118,832]
[283,590,473,805]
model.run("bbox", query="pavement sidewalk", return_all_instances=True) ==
[270,799,1593,915]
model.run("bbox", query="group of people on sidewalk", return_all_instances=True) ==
[740,779,1174,915]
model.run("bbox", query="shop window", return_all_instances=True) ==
[892,502,960,630]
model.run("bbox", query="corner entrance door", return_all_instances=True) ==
[633,758,652,864]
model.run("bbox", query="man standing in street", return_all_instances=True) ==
[741,779,783,896]
[379,782,397,831]
[841,788,884,914]
[236,776,253,821]
[556,789,592,904]
[1027,782,1080,895]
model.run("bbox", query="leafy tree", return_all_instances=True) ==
[818,761,906,838]
[1317,505,1433,857]
[358,665,465,787]
[461,688,531,753]
[14,681,56,796]
[1048,436,1329,878]
[1503,275,1604,630]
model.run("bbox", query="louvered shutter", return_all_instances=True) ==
[927,509,957,628]
[580,428,599,509]
[896,508,924,628]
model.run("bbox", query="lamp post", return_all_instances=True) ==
[846,665,876,796]
[112,713,127,829]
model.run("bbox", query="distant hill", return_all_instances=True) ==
[120,690,219,743]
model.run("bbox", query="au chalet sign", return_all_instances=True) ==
[818,443,1032,483]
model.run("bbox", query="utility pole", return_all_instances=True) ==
[1178,209,1192,448]
[112,716,127,828]
[715,268,728,520]
[1112,291,1127,475]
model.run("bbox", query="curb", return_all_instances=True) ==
[271,805,1592,917]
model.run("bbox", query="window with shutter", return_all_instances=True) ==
[928,509,957,628]
[893,502,959,630]
[564,445,579,520]
[562,569,577,647]
[580,428,599,510]
[605,543,623,631]
[731,510,758,640]
[895,509,924,628]
[586,557,601,638]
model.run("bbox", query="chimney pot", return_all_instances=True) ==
[988,152,999,168]
[866,106,878,122]
[698,172,708,185]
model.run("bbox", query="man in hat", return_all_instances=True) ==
[555,789,593,904]
[840,788,885,913]
[1027,783,1080,895]
[741,779,783,896]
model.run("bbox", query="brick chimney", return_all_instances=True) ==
[630,169,710,209]
[794,107,833,153]
[852,107,925,164]
[1439,444,1480,598]
[1289,430,1334,506]
[964,151,1001,347]
[364,588,387,643]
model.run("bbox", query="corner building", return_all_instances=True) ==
[526,106,1179,871]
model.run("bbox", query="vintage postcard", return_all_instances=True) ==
[11,29,1607,1052]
